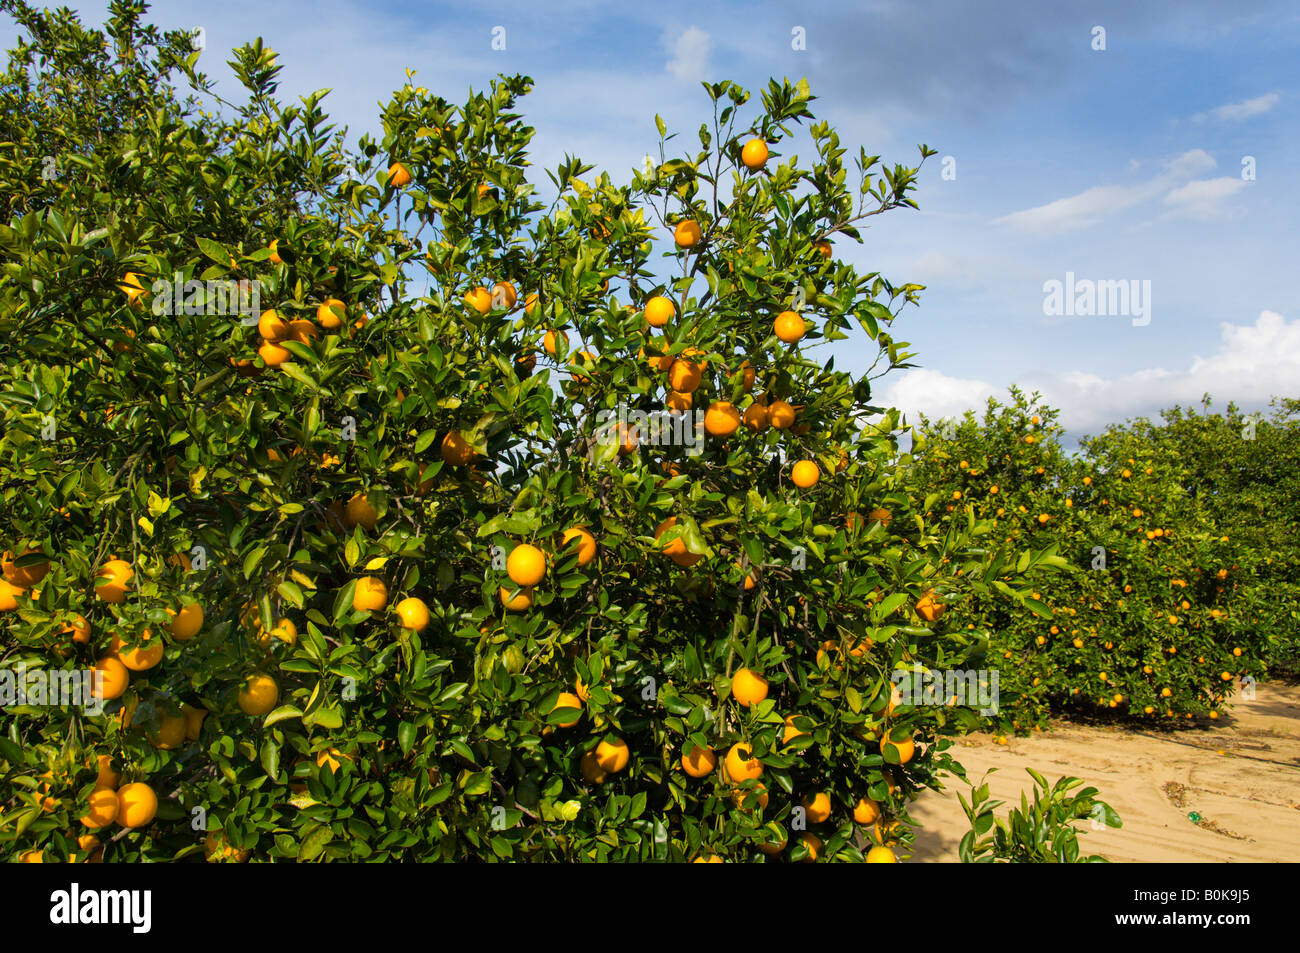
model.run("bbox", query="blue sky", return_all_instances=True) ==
[7,0,1298,441]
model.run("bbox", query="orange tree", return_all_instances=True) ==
[911,388,1269,730]
[0,3,1049,862]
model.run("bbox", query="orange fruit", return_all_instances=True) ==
[724,742,763,782]
[654,517,702,568]
[465,286,492,314]
[561,527,597,567]
[644,296,675,327]
[579,751,606,784]
[440,430,476,466]
[782,714,809,744]
[742,403,768,432]
[0,578,24,610]
[181,704,207,741]
[543,329,568,356]
[594,737,630,774]
[774,310,805,343]
[116,782,158,828]
[741,138,769,170]
[499,586,533,611]
[61,613,92,647]
[204,830,250,863]
[692,854,724,864]
[395,597,430,631]
[916,589,945,623]
[815,240,832,258]
[95,558,134,603]
[551,691,582,728]
[345,492,378,530]
[868,507,892,526]
[666,390,692,412]
[797,833,823,862]
[880,733,916,764]
[268,240,283,265]
[352,576,388,612]
[852,797,881,825]
[388,161,412,187]
[507,544,547,587]
[148,713,187,750]
[738,360,756,391]
[287,319,317,345]
[168,603,203,641]
[79,788,120,829]
[258,309,289,342]
[93,754,120,791]
[2,549,49,588]
[767,400,795,429]
[791,460,820,488]
[492,281,518,310]
[258,341,292,367]
[110,630,164,671]
[668,355,704,392]
[674,219,702,248]
[730,668,769,707]
[704,401,741,437]
[91,656,129,700]
[802,792,832,824]
[865,845,898,863]
[238,673,279,715]
[316,298,346,329]
[681,745,717,778]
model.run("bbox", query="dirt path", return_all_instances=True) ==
[910,680,1300,862]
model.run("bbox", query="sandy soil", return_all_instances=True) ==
[910,679,1300,862]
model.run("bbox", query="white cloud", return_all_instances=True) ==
[992,149,1219,234]
[665,26,712,82]
[1193,91,1280,122]
[1161,176,1250,220]
[880,311,1300,437]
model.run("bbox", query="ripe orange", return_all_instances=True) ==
[238,673,279,715]
[704,401,741,437]
[258,341,292,367]
[852,797,881,826]
[388,161,412,187]
[345,492,378,530]
[654,517,702,568]
[507,544,547,587]
[674,219,702,248]
[110,630,164,671]
[148,713,187,750]
[681,745,717,778]
[791,460,820,488]
[116,782,158,828]
[644,295,675,327]
[666,390,692,413]
[865,845,898,863]
[352,576,388,612]
[767,400,795,429]
[2,549,49,588]
[561,527,597,566]
[742,402,768,432]
[782,714,808,744]
[798,833,823,862]
[95,558,134,603]
[579,751,606,784]
[724,742,763,782]
[731,667,769,707]
[543,329,568,356]
[815,240,831,258]
[316,298,345,329]
[0,578,24,610]
[258,309,289,341]
[465,286,492,314]
[499,586,533,611]
[492,281,518,310]
[395,597,430,631]
[181,704,207,741]
[802,792,832,824]
[168,603,203,641]
[774,310,805,343]
[93,755,120,791]
[79,788,120,829]
[594,737,630,774]
[91,657,129,700]
[268,240,283,265]
[868,507,893,526]
[916,589,945,623]
[741,138,769,169]
[440,430,476,466]
[551,692,582,728]
[881,733,916,764]
[668,355,704,392]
